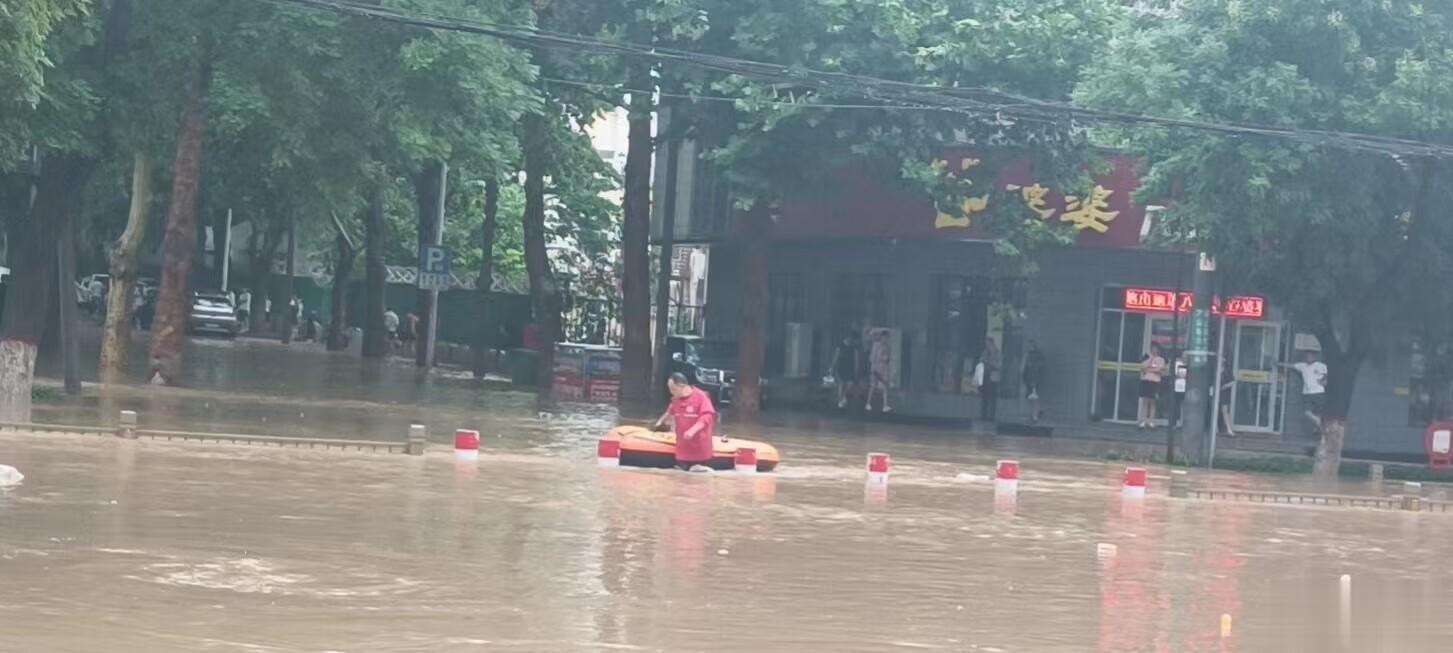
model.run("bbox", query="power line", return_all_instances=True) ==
[267,0,1453,160]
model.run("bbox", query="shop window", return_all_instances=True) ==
[830,274,887,337]
[766,273,805,376]
[930,276,990,394]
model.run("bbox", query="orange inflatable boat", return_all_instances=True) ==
[603,425,780,472]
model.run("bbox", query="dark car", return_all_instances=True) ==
[666,335,767,407]
[188,291,239,337]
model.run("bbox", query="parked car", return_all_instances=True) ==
[666,335,768,406]
[188,290,239,337]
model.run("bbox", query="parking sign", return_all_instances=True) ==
[418,245,451,291]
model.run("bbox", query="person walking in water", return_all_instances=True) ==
[866,330,894,412]
[655,372,719,472]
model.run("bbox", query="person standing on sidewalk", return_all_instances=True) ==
[1173,352,1188,428]
[980,336,1002,422]
[1138,343,1166,429]
[1287,350,1328,433]
[830,333,860,409]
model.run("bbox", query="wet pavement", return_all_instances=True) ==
[3,334,1450,651]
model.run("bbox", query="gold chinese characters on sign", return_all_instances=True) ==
[933,158,1122,233]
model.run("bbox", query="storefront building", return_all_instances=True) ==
[654,147,1427,458]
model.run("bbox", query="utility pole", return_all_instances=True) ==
[418,161,448,368]
[651,121,681,402]
[1179,252,1216,465]
[221,208,232,292]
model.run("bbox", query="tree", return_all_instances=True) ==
[683,0,1114,419]
[99,152,152,382]
[0,0,131,420]
[1076,0,1453,475]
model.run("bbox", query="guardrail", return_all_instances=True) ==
[0,415,413,455]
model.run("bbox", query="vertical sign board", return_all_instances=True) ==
[418,245,452,291]
[1188,308,1212,365]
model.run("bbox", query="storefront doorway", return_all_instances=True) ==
[1227,321,1287,433]
[1093,286,1285,432]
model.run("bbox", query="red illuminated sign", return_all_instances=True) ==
[1123,288,1265,319]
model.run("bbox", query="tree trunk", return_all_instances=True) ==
[281,210,296,345]
[0,153,94,421]
[522,113,560,396]
[620,70,655,405]
[147,58,213,385]
[734,204,771,420]
[100,152,152,384]
[362,179,389,358]
[1310,312,1370,479]
[473,175,501,378]
[327,232,356,351]
[413,161,446,367]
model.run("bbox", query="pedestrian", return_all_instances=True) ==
[1288,350,1328,432]
[383,308,400,342]
[1172,352,1188,428]
[865,330,893,413]
[236,288,252,326]
[403,312,419,344]
[654,372,719,472]
[264,296,273,323]
[306,311,322,342]
[1138,343,1166,429]
[830,333,860,409]
[292,295,304,325]
[980,336,1002,422]
[1022,339,1046,423]
[1217,357,1237,437]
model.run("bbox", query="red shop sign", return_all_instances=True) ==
[1123,288,1266,320]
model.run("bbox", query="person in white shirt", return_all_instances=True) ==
[1288,350,1328,428]
[383,309,400,342]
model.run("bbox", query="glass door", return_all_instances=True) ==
[1230,321,1285,433]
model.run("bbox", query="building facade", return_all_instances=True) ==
[654,147,1428,459]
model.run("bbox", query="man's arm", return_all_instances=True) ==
[681,413,714,440]
[653,408,672,429]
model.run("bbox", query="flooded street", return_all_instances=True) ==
[5,336,1453,651]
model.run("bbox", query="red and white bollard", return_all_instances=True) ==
[735,448,759,475]
[1122,467,1148,499]
[455,429,481,462]
[995,460,1020,495]
[597,438,621,467]
[866,452,891,485]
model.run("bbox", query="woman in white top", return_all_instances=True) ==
[1138,343,1166,429]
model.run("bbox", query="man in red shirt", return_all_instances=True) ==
[654,372,719,471]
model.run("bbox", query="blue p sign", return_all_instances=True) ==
[417,245,451,290]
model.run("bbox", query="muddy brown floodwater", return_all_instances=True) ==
[3,430,1453,652]
[5,334,1453,651]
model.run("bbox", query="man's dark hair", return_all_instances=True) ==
[668,372,691,386]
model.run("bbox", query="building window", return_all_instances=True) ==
[830,274,887,337]
[766,273,805,376]
[930,276,991,394]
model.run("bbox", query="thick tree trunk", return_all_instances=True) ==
[362,180,389,358]
[281,210,296,344]
[473,175,500,378]
[734,204,771,420]
[1310,314,1370,479]
[522,113,560,396]
[148,58,213,385]
[620,74,655,405]
[413,161,446,367]
[327,232,356,351]
[100,152,152,384]
[0,153,94,421]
